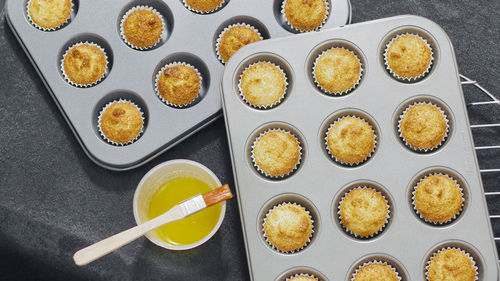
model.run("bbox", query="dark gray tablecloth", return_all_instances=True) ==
[0,1,499,280]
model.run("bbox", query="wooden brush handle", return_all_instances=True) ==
[202,184,233,207]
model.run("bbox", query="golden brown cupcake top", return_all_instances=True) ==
[100,102,143,144]
[354,263,399,281]
[414,174,463,223]
[339,188,388,237]
[63,44,107,86]
[314,48,361,94]
[240,62,287,108]
[252,130,301,177]
[184,0,224,12]
[287,274,318,281]
[122,8,163,49]
[283,0,327,32]
[400,104,447,150]
[156,64,201,106]
[264,203,313,252]
[326,116,375,164]
[28,0,72,30]
[386,34,432,79]
[427,249,477,281]
[217,25,262,63]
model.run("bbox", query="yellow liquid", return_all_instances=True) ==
[148,177,222,246]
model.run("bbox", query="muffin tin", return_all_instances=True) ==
[221,15,499,280]
[4,0,351,170]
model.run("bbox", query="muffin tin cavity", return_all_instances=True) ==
[117,0,174,51]
[275,267,328,281]
[272,0,332,34]
[25,0,79,31]
[258,193,320,254]
[234,53,293,110]
[347,254,409,281]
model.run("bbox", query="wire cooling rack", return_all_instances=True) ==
[460,74,500,261]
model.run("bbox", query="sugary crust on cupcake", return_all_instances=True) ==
[339,188,388,237]
[385,34,432,79]
[99,101,143,144]
[239,61,287,108]
[287,274,318,281]
[314,48,361,94]
[326,116,375,165]
[263,203,313,253]
[427,248,477,281]
[183,0,224,13]
[252,130,301,177]
[353,263,399,281]
[122,7,163,49]
[156,64,201,106]
[63,43,107,86]
[217,24,262,63]
[400,103,447,150]
[414,174,463,223]
[28,0,72,30]
[283,0,327,32]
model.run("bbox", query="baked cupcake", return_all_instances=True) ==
[120,6,164,50]
[325,116,375,165]
[426,248,478,281]
[62,42,108,87]
[27,0,72,30]
[287,273,318,281]
[239,61,287,108]
[183,0,225,13]
[413,174,463,224]
[313,48,362,95]
[384,33,433,81]
[155,62,202,107]
[338,187,389,237]
[263,202,313,253]
[353,261,400,281]
[282,0,328,32]
[399,103,448,151]
[216,23,263,64]
[251,129,302,178]
[98,100,144,145]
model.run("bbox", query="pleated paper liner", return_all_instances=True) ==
[97,99,145,146]
[60,41,108,88]
[425,247,479,281]
[26,0,74,31]
[120,5,165,50]
[281,0,329,33]
[215,23,263,64]
[154,61,203,108]
[285,273,319,281]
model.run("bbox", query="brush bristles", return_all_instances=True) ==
[203,185,233,207]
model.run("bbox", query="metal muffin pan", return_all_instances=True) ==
[4,0,351,171]
[221,15,499,280]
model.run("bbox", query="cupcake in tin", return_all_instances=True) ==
[313,47,362,95]
[263,202,313,253]
[98,100,144,145]
[338,187,389,238]
[216,23,263,64]
[286,273,319,281]
[251,129,302,178]
[61,42,108,87]
[239,61,287,109]
[120,6,165,50]
[413,173,464,224]
[155,62,202,107]
[426,248,478,281]
[282,0,329,32]
[384,33,433,81]
[352,260,401,281]
[183,0,226,14]
[27,0,73,31]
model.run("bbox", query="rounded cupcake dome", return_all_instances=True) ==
[426,248,477,281]
[62,42,107,87]
[286,273,319,281]
[216,23,263,63]
[120,6,164,50]
[155,62,202,107]
[98,100,144,145]
[353,261,400,281]
[183,0,225,13]
[239,61,288,108]
[27,0,72,30]
[282,0,328,32]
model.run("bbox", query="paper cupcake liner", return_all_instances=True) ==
[251,128,302,179]
[384,33,434,82]
[215,23,263,64]
[182,0,226,14]
[97,99,145,146]
[60,42,108,88]
[397,101,449,152]
[337,186,390,239]
[26,0,74,31]
[425,247,479,281]
[119,5,165,50]
[262,202,314,254]
[238,61,288,109]
[324,115,377,166]
[351,260,401,281]
[412,173,464,225]
[281,0,329,33]
[312,47,363,95]
[286,273,319,281]
[154,62,203,108]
